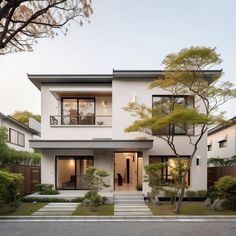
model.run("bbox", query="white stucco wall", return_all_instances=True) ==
[41,84,112,139]
[1,118,35,152]
[208,125,236,159]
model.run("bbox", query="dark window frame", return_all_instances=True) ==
[152,95,195,136]
[207,144,212,151]
[219,140,227,148]
[149,155,191,186]
[55,156,94,190]
[8,128,25,147]
[61,97,96,125]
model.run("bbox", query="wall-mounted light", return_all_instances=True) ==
[132,93,136,103]
[196,157,200,166]
[103,100,108,109]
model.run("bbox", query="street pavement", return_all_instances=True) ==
[0,221,236,236]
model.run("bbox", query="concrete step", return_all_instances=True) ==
[114,196,144,200]
[37,208,76,212]
[114,212,153,216]
[115,208,151,212]
[114,200,145,204]
[114,192,143,196]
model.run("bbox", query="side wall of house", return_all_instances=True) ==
[208,125,236,159]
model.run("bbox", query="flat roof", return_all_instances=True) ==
[28,69,223,90]
[29,139,153,150]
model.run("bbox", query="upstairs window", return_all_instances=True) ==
[152,95,194,135]
[219,140,227,148]
[9,128,25,147]
[62,98,95,125]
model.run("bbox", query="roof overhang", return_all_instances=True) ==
[29,139,153,150]
[28,70,222,91]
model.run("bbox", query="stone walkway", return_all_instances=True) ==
[32,203,79,216]
[114,192,153,216]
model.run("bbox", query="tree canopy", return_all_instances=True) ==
[124,46,236,213]
[0,0,92,54]
[11,110,41,126]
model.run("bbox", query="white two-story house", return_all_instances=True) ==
[28,70,220,193]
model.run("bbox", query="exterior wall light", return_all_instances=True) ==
[103,100,108,109]
[196,157,200,166]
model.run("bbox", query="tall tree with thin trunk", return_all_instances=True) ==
[124,46,236,213]
[0,0,92,54]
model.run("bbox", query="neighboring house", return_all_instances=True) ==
[28,70,220,193]
[0,112,40,152]
[207,116,236,159]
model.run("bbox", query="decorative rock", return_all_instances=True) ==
[203,198,211,207]
[210,198,224,211]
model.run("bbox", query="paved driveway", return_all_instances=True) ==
[0,222,236,236]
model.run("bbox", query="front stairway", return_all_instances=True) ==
[114,192,153,216]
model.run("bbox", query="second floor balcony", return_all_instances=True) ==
[50,115,112,126]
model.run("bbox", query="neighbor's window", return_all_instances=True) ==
[152,95,194,135]
[149,156,190,185]
[219,140,227,148]
[9,128,25,147]
[207,145,212,151]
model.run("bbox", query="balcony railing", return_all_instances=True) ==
[50,115,112,126]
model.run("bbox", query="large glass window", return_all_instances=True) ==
[149,156,190,185]
[62,98,95,125]
[152,95,194,135]
[9,128,25,147]
[56,156,93,190]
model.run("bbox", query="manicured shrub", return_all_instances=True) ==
[214,176,236,210]
[196,190,207,199]
[22,197,70,202]
[0,169,23,208]
[185,190,197,198]
[36,184,59,195]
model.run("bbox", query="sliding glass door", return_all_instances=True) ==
[56,156,93,190]
[62,98,95,125]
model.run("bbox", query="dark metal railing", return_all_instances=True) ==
[50,115,112,126]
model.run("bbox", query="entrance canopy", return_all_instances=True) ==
[29,139,153,151]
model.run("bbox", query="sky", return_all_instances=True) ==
[0,0,235,117]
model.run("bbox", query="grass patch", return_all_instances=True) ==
[73,204,114,216]
[148,202,236,215]
[0,202,47,216]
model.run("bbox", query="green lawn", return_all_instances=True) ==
[0,202,47,216]
[73,204,114,216]
[148,202,236,215]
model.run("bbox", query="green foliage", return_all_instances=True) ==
[83,167,110,210]
[144,163,166,203]
[36,184,59,195]
[11,110,41,126]
[0,169,23,208]
[185,190,197,198]
[0,127,40,167]
[214,176,236,209]
[22,197,69,202]
[196,190,207,199]
[84,166,110,193]
[208,156,236,167]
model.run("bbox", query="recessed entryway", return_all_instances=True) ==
[114,152,143,191]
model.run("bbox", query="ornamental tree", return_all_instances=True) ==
[0,0,92,54]
[124,46,236,213]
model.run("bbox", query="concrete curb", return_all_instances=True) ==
[1,215,236,222]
